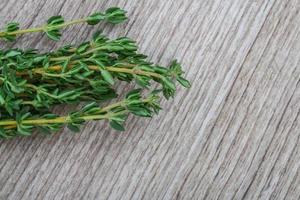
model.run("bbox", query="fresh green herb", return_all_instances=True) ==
[0,90,161,138]
[0,7,127,41]
[0,33,189,116]
[0,7,190,138]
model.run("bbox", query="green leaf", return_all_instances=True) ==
[42,56,50,68]
[58,90,77,99]
[61,59,70,73]
[101,69,114,85]
[17,126,32,136]
[87,13,105,25]
[3,35,16,42]
[5,22,19,32]
[126,89,142,99]
[162,77,176,91]
[0,93,5,105]
[33,55,48,63]
[47,15,64,26]
[67,123,81,133]
[5,50,21,58]
[21,112,31,120]
[105,7,127,24]
[37,126,52,135]
[169,60,181,70]
[0,128,10,139]
[76,42,90,54]
[105,45,125,51]
[177,77,191,88]
[92,30,103,40]
[154,66,169,74]
[128,106,152,117]
[46,30,61,41]
[110,120,125,131]
[135,76,150,88]
[7,82,24,94]
[16,111,33,136]
[3,22,19,41]
[81,102,99,113]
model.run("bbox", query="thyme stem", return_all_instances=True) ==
[17,64,163,79]
[0,19,87,37]
[0,95,153,128]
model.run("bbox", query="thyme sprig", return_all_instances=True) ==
[0,7,127,41]
[0,90,161,138]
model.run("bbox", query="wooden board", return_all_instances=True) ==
[0,0,299,199]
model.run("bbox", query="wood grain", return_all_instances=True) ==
[0,0,299,199]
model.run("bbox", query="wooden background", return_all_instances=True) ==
[0,0,299,199]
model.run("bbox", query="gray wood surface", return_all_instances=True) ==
[0,0,299,199]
